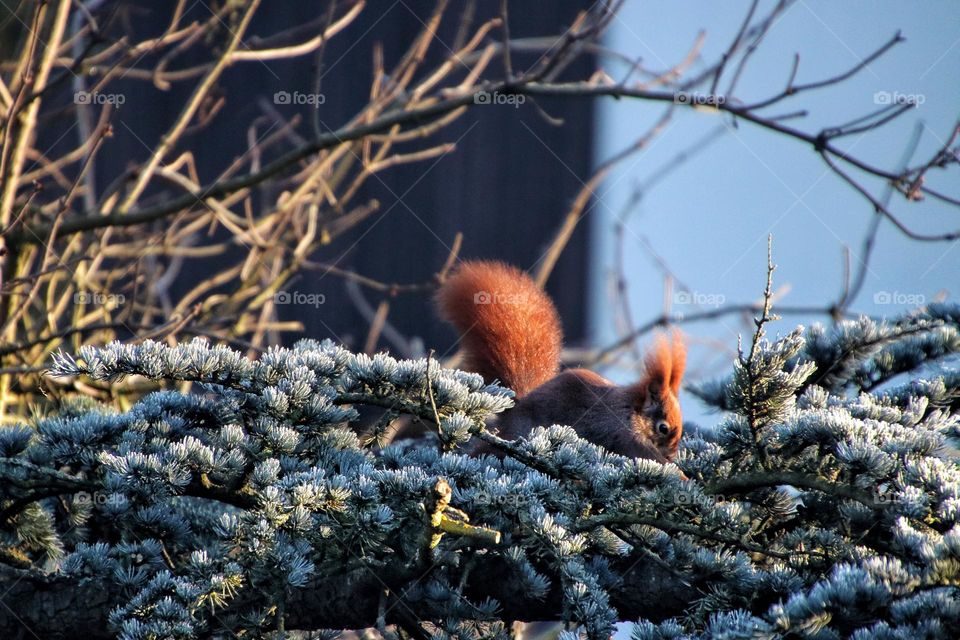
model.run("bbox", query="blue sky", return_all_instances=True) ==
[591,1,960,427]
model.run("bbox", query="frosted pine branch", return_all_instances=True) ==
[1,309,958,638]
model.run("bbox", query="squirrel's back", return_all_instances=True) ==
[436,260,562,397]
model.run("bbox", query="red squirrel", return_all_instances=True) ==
[437,260,685,463]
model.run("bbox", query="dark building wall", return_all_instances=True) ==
[36,1,596,355]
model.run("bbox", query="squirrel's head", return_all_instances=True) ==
[627,332,686,461]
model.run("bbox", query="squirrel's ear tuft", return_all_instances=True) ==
[642,331,686,397]
[669,330,686,395]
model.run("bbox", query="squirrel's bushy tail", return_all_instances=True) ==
[436,260,562,397]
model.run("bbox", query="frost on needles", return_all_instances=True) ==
[0,307,958,640]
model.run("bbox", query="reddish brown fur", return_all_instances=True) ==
[473,368,675,461]
[436,261,562,397]
[437,260,686,464]
[625,332,686,459]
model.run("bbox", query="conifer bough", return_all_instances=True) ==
[0,304,958,639]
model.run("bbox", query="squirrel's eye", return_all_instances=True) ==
[656,420,670,435]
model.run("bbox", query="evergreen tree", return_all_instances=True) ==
[0,302,958,639]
